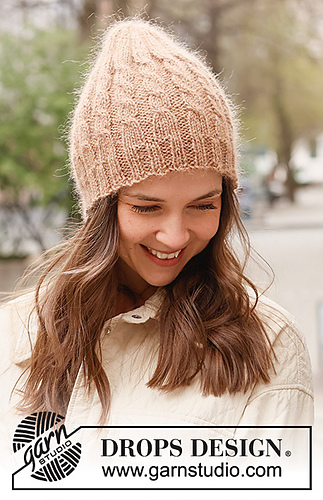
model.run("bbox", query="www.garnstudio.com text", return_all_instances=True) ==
[101,462,282,481]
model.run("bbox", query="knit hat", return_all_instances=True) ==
[70,19,239,216]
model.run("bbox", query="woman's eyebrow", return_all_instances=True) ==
[193,189,222,201]
[123,194,164,201]
[123,189,222,202]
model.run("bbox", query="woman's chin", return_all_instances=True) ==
[144,273,180,288]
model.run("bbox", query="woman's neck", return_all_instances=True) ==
[114,259,158,315]
[114,284,157,315]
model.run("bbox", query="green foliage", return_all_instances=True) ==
[0,27,88,211]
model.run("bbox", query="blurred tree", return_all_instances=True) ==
[224,0,323,201]
[77,0,98,40]
[0,27,88,253]
[76,0,148,38]
[141,0,262,73]
[1,0,81,32]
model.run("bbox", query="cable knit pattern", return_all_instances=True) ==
[70,19,239,215]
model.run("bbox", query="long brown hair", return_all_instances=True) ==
[19,178,274,420]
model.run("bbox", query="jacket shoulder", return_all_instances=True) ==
[253,294,313,398]
[0,291,37,374]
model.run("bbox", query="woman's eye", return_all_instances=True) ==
[130,203,216,213]
[131,205,159,214]
[193,203,216,211]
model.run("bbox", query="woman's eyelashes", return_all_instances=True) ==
[130,203,217,214]
[131,205,160,214]
[193,203,217,211]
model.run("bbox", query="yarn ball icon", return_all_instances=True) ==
[13,412,82,481]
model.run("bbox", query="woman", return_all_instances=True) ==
[0,19,313,488]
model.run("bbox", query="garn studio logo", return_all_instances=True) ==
[13,412,82,482]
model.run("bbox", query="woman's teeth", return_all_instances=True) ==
[146,247,181,260]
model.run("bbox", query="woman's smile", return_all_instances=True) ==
[143,245,183,260]
[140,244,186,266]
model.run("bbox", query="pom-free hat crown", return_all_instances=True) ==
[70,19,239,215]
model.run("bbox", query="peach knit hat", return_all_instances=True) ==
[70,19,239,216]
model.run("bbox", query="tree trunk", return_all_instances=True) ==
[77,0,99,41]
[205,3,222,74]
[144,0,158,19]
[272,57,297,202]
[112,0,130,16]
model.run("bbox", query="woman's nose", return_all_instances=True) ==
[155,215,190,250]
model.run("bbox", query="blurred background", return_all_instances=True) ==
[0,0,322,469]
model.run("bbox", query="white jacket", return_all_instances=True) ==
[0,290,314,494]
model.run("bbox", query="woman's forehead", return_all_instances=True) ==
[120,170,223,199]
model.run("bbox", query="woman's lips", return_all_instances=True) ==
[140,245,185,266]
